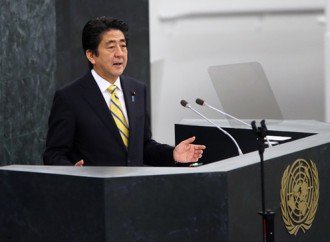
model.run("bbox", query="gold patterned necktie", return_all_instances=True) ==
[108,85,129,148]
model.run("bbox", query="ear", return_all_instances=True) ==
[85,50,96,65]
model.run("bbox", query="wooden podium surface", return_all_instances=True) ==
[0,120,329,242]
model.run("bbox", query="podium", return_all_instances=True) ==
[0,120,330,242]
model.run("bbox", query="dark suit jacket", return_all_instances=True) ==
[43,72,175,166]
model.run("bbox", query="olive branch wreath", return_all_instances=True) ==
[280,159,319,236]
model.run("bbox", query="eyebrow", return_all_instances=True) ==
[105,39,126,45]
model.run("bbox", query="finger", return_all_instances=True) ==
[194,152,203,158]
[192,156,201,162]
[195,145,206,150]
[181,136,196,145]
[195,150,203,155]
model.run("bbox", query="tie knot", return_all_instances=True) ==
[108,85,118,94]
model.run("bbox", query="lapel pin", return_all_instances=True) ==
[131,90,136,102]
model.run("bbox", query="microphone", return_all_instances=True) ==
[195,98,272,147]
[180,100,243,156]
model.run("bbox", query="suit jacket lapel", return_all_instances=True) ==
[121,77,137,148]
[79,73,127,150]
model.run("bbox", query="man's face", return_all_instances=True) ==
[86,29,128,83]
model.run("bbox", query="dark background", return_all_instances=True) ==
[0,0,150,165]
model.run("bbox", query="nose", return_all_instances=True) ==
[114,45,124,57]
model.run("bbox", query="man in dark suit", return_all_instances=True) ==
[43,16,205,166]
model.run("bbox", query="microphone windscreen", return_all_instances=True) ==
[195,98,205,106]
[180,100,189,107]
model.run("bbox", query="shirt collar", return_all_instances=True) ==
[91,69,122,92]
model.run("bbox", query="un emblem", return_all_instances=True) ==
[280,159,319,235]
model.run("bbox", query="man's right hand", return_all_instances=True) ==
[74,160,84,166]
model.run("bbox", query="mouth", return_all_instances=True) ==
[113,61,123,66]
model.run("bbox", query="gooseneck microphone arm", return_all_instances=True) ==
[196,98,250,127]
[180,100,243,156]
[195,98,272,148]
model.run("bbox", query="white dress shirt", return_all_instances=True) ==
[91,69,129,123]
